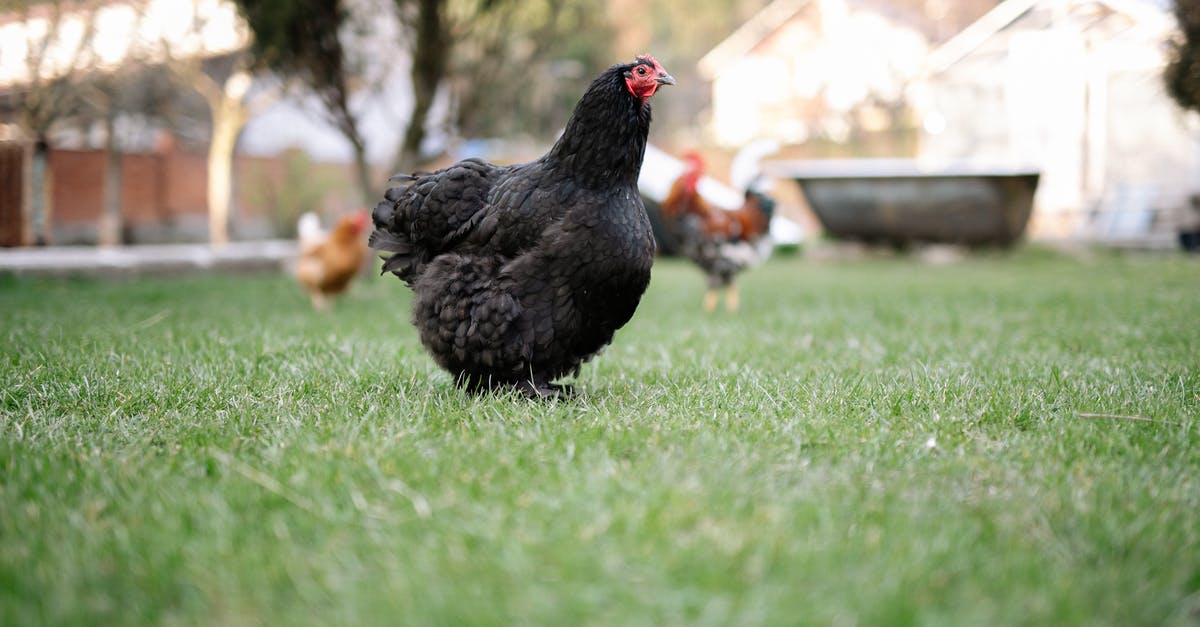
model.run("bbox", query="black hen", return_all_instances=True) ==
[370,56,674,398]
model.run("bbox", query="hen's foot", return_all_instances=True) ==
[548,382,578,398]
[456,374,577,400]
[514,380,576,401]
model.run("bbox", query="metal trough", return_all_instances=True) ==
[764,159,1040,247]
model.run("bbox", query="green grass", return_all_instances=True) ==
[1,250,1198,626]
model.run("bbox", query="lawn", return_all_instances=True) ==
[1,249,1198,625]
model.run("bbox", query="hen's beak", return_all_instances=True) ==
[657,72,676,86]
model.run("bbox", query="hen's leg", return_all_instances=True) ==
[309,291,331,312]
[703,288,719,313]
[725,283,740,313]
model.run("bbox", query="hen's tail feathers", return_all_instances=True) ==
[369,230,415,272]
[369,200,418,281]
[297,212,325,250]
[387,169,431,183]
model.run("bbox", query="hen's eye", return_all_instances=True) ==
[637,67,646,76]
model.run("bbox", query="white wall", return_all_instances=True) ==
[918,4,1200,239]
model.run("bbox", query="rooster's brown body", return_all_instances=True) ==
[660,154,775,312]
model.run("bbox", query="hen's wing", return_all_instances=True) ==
[370,157,579,284]
[473,160,592,256]
[370,158,511,282]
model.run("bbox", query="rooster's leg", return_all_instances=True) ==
[703,289,719,313]
[726,283,740,313]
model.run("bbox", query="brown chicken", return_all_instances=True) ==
[295,210,369,310]
[660,152,775,313]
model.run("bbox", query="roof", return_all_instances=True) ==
[926,0,1172,74]
[698,0,1008,81]
[698,0,812,80]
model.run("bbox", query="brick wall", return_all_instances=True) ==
[0,143,22,246]
[37,146,362,245]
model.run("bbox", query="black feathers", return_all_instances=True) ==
[369,58,667,398]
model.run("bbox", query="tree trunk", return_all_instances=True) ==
[207,73,251,246]
[99,111,123,247]
[394,0,448,173]
[207,102,241,246]
[326,85,375,204]
[349,135,374,206]
[326,103,375,204]
[28,138,49,246]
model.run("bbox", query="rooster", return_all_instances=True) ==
[660,152,775,313]
[295,210,369,311]
[370,55,674,398]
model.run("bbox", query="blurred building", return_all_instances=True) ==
[700,0,1198,244]
[0,0,405,246]
[698,0,996,152]
[0,0,250,245]
[3,0,1194,247]
[917,0,1197,242]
